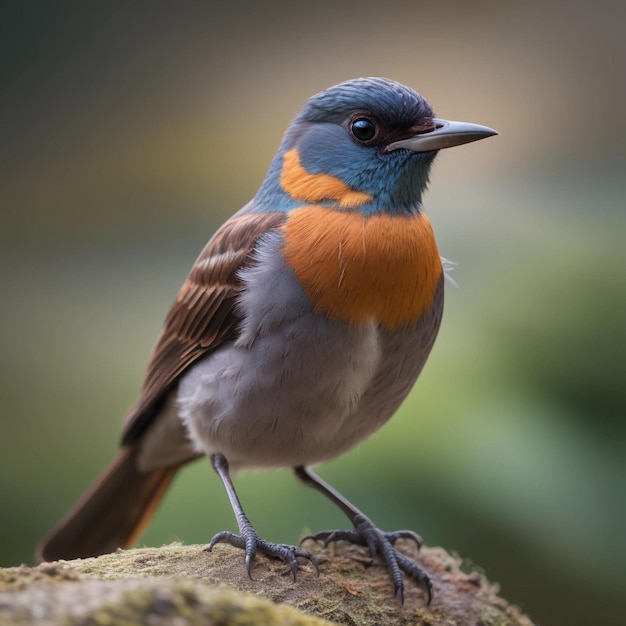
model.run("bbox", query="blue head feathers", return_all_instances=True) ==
[255,78,442,215]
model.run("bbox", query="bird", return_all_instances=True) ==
[37,77,497,604]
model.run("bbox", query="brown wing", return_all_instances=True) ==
[122,210,287,444]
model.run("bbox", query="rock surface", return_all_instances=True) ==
[0,542,536,625]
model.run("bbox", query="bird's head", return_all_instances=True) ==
[255,77,497,216]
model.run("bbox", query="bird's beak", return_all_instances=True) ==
[385,119,498,153]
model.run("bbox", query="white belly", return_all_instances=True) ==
[177,313,381,470]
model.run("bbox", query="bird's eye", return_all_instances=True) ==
[350,117,377,142]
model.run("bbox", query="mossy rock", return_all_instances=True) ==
[0,543,535,625]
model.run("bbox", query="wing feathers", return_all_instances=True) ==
[122,211,287,443]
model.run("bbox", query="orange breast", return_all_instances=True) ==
[281,206,442,331]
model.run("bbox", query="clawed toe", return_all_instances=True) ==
[385,529,423,550]
[205,530,319,580]
[301,514,431,604]
[394,549,433,604]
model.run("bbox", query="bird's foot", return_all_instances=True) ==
[301,513,431,604]
[205,526,319,581]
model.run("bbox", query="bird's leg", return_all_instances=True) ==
[205,453,318,580]
[294,465,432,604]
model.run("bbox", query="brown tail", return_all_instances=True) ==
[37,445,180,562]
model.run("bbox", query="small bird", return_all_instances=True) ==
[38,77,497,603]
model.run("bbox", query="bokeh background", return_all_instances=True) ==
[2,2,625,624]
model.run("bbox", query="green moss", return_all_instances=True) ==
[66,581,335,626]
[0,543,536,626]
[0,563,80,591]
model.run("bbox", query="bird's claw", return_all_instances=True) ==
[302,526,422,551]
[393,548,433,604]
[205,529,319,581]
[300,514,431,604]
[384,529,423,550]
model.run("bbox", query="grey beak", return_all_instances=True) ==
[386,118,498,153]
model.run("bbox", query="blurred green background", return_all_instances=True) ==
[2,2,625,624]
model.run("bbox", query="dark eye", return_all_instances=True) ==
[350,117,377,142]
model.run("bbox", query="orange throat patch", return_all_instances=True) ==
[282,206,443,330]
[280,148,373,209]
